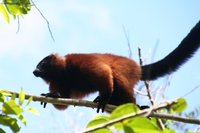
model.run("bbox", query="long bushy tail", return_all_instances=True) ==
[141,21,200,81]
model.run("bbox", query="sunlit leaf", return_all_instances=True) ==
[163,128,176,133]
[3,0,32,18]
[0,4,10,23]
[11,93,16,100]
[86,117,109,128]
[0,115,20,133]
[91,128,112,133]
[19,89,25,105]
[111,103,139,119]
[26,96,32,106]
[26,107,39,116]
[0,93,4,103]
[124,117,161,133]
[0,90,12,96]
[123,125,135,133]
[170,98,187,113]
[92,115,110,120]
[2,100,23,115]
[112,122,123,130]
[17,114,26,125]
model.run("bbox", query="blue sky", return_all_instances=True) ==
[0,1,200,133]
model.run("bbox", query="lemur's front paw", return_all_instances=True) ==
[40,93,61,108]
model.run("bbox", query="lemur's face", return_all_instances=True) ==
[33,54,56,81]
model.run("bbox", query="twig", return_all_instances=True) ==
[138,47,165,130]
[30,0,55,42]
[151,39,159,63]
[183,84,200,97]
[16,16,20,34]
[144,79,165,130]
[138,47,143,65]
[123,25,132,59]
[0,90,116,113]
[138,48,154,104]
[134,88,147,96]
[150,112,200,125]
[144,80,155,105]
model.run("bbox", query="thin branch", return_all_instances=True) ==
[138,47,143,65]
[134,88,147,96]
[16,16,20,34]
[183,84,200,97]
[1,90,116,113]
[30,0,55,42]
[144,80,155,105]
[145,80,165,130]
[138,48,154,105]
[151,39,159,63]
[138,47,165,130]
[1,1,55,42]
[150,112,200,125]
[123,25,132,59]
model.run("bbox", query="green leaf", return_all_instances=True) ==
[124,117,161,133]
[17,114,26,125]
[112,122,123,130]
[0,128,6,133]
[0,115,20,133]
[3,0,32,18]
[92,115,110,121]
[123,125,135,133]
[111,103,139,119]
[0,4,10,23]
[91,128,112,133]
[0,90,12,96]
[0,93,4,103]
[170,98,187,113]
[163,128,176,133]
[86,116,109,128]
[26,96,32,106]
[11,93,16,100]
[19,89,25,105]
[26,107,39,116]
[2,100,24,115]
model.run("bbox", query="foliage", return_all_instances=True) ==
[85,98,192,133]
[0,89,39,133]
[0,0,32,23]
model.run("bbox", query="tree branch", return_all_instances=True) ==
[150,112,200,125]
[138,47,165,130]
[0,90,116,113]
[82,100,200,133]
[122,25,132,59]
[1,89,200,132]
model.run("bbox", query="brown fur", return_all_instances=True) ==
[33,53,141,111]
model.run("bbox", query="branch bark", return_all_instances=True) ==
[0,89,116,113]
